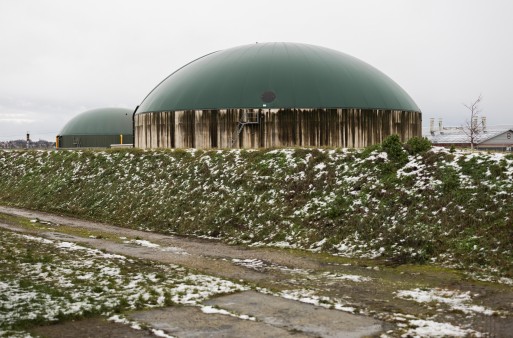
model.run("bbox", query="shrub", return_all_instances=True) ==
[360,143,381,158]
[381,134,408,164]
[405,137,432,155]
[440,167,460,192]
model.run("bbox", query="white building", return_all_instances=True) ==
[424,118,513,151]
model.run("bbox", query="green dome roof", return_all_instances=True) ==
[138,42,420,113]
[59,108,133,136]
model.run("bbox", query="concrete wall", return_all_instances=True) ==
[135,108,422,149]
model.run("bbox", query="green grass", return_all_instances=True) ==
[0,143,512,279]
[0,228,246,335]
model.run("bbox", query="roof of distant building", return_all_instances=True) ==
[425,126,513,145]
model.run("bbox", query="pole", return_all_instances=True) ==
[132,105,139,148]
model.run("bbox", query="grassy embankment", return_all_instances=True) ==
[1,136,512,279]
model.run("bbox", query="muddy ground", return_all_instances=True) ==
[1,206,512,337]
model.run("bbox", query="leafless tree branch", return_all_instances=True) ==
[462,94,484,150]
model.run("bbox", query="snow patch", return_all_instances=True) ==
[403,319,481,338]
[125,239,160,248]
[321,272,372,282]
[201,306,256,321]
[20,234,53,244]
[396,288,495,315]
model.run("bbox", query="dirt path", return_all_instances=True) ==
[1,206,513,337]
[0,205,323,283]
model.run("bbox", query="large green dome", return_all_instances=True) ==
[59,108,133,136]
[138,42,420,113]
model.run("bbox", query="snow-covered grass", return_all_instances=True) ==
[0,145,512,279]
[400,319,480,338]
[0,228,247,337]
[320,272,372,282]
[396,288,496,316]
[378,311,485,338]
[231,258,309,275]
[124,239,160,248]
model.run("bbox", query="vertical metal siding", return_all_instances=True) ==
[135,109,421,149]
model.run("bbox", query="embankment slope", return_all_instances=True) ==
[1,146,512,279]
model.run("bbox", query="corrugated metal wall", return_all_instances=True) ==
[135,109,421,149]
[59,135,134,148]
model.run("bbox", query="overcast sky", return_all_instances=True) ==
[1,0,512,141]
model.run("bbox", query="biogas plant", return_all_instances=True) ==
[59,42,422,149]
[56,108,133,148]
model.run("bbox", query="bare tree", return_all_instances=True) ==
[462,94,484,150]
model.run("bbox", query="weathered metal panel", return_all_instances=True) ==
[134,109,422,149]
[59,135,133,148]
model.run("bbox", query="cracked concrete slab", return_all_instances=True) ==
[204,291,385,338]
[129,306,310,338]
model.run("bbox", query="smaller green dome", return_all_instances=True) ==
[59,108,133,136]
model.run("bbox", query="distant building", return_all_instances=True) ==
[56,108,133,149]
[425,118,513,151]
[135,42,422,149]
[475,129,513,151]
[0,139,55,149]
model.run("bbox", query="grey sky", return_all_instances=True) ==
[1,0,512,141]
